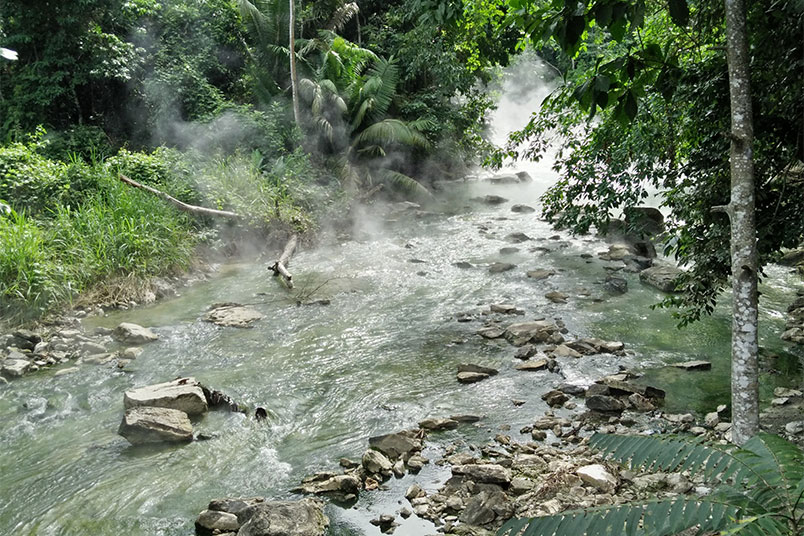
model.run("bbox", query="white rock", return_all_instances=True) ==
[196,509,240,532]
[114,322,158,344]
[2,359,31,377]
[785,421,804,435]
[124,377,208,416]
[118,407,193,444]
[577,464,617,492]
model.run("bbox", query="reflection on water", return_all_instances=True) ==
[0,181,801,535]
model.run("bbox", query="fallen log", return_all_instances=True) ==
[271,234,298,288]
[119,174,241,220]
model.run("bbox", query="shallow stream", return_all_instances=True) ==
[1,179,802,535]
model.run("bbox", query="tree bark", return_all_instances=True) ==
[289,0,301,127]
[119,174,241,220]
[724,0,759,445]
[271,234,298,288]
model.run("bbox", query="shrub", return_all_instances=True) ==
[0,138,70,216]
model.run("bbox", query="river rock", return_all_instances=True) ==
[458,371,490,383]
[577,464,617,492]
[196,509,240,536]
[542,390,569,407]
[477,327,505,339]
[118,406,193,444]
[2,358,31,377]
[639,265,683,293]
[515,358,549,372]
[550,344,583,358]
[458,363,499,376]
[586,395,625,412]
[499,247,520,254]
[603,276,628,294]
[473,195,508,205]
[488,262,516,274]
[203,304,263,328]
[785,421,804,435]
[624,206,664,236]
[490,303,522,315]
[779,248,804,266]
[514,345,538,360]
[362,449,394,475]
[505,320,558,346]
[368,430,422,460]
[511,204,535,213]
[505,232,532,243]
[236,500,329,536]
[670,360,712,370]
[419,417,459,431]
[459,486,512,526]
[526,269,555,280]
[545,291,568,303]
[114,322,159,344]
[295,473,361,497]
[124,377,208,416]
[452,464,512,486]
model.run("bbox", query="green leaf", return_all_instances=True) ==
[565,15,587,49]
[668,0,689,27]
[624,90,638,121]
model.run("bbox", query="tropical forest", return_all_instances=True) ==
[0,0,802,535]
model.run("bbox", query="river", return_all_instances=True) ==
[0,178,801,535]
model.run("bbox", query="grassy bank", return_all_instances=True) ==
[0,127,336,323]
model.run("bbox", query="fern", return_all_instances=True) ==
[498,433,804,536]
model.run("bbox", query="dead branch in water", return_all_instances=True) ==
[119,174,241,220]
[271,234,298,288]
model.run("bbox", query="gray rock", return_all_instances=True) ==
[511,204,535,214]
[237,500,329,536]
[362,449,394,475]
[452,464,511,486]
[670,360,712,370]
[515,358,549,372]
[419,418,459,431]
[407,454,429,471]
[12,329,41,344]
[114,322,159,344]
[639,265,683,293]
[514,345,538,360]
[477,327,505,339]
[488,262,516,274]
[489,303,521,314]
[778,248,804,266]
[457,371,490,384]
[505,232,532,243]
[542,390,569,407]
[545,291,568,303]
[526,269,555,280]
[499,247,520,254]
[505,320,558,346]
[473,195,508,205]
[785,421,804,435]
[624,206,664,236]
[295,474,361,496]
[124,377,208,416]
[196,510,240,535]
[80,341,107,355]
[203,304,263,328]
[368,430,422,460]
[118,407,193,444]
[458,363,499,376]
[603,276,628,294]
[459,486,512,526]
[2,358,31,377]
[551,344,582,358]
[586,395,625,412]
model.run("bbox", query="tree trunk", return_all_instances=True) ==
[271,234,298,288]
[119,174,241,220]
[289,0,301,127]
[724,0,759,445]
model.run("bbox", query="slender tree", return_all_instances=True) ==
[289,0,301,126]
[719,0,759,444]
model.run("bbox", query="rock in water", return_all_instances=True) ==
[452,464,512,485]
[114,322,159,344]
[217,499,328,536]
[195,509,240,536]
[203,303,264,328]
[368,430,422,460]
[639,265,684,293]
[124,377,208,416]
[118,407,193,444]
[488,262,516,274]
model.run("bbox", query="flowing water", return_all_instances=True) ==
[1,178,802,536]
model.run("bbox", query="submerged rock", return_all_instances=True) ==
[670,360,712,370]
[118,406,193,444]
[203,303,264,328]
[526,269,555,280]
[511,204,535,213]
[124,377,208,416]
[488,262,516,274]
[472,195,509,205]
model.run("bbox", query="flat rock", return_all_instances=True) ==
[114,322,158,344]
[477,327,505,339]
[586,395,625,412]
[452,464,511,485]
[295,474,361,496]
[505,320,558,346]
[2,358,30,377]
[362,449,393,475]
[124,377,208,416]
[196,509,240,536]
[526,269,555,280]
[472,195,508,205]
[515,358,548,372]
[488,262,516,274]
[490,303,520,314]
[458,363,499,375]
[505,232,532,243]
[118,406,193,444]
[203,304,263,328]
[551,344,582,358]
[499,247,520,254]
[639,265,683,293]
[457,371,490,384]
[545,291,568,303]
[419,418,459,431]
[542,389,569,407]
[368,430,422,460]
[670,360,712,370]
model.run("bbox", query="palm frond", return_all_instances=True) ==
[354,57,399,123]
[327,2,359,31]
[376,169,432,200]
[332,155,362,191]
[352,119,431,151]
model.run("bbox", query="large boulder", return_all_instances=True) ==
[452,464,512,486]
[577,464,617,492]
[203,303,264,328]
[639,265,683,293]
[118,407,193,444]
[195,509,240,536]
[624,206,664,236]
[2,358,31,378]
[124,377,208,416]
[236,500,329,536]
[362,449,394,475]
